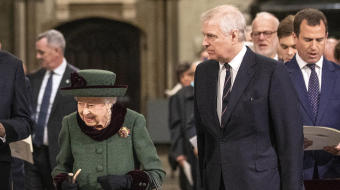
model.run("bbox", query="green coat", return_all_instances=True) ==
[52,109,165,190]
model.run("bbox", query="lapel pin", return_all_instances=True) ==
[118,126,130,138]
[65,79,70,84]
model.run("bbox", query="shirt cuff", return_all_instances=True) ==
[189,136,197,149]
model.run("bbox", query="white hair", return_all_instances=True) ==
[201,5,246,42]
[37,29,66,54]
[252,12,279,28]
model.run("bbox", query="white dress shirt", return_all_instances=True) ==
[296,53,323,91]
[35,59,67,145]
[217,45,247,124]
[0,134,5,143]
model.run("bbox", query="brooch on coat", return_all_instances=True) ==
[118,127,130,138]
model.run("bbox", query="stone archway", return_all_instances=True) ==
[56,17,141,111]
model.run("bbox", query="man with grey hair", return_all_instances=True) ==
[251,12,280,59]
[25,29,77,190]
[194,5,303,190]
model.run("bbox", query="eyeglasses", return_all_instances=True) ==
[251,31,277,38]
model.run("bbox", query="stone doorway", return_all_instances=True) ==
[56,17,141,111]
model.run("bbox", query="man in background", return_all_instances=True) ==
[165,62,195,97]
[277,15,297,63]
[251,12,279,60]
[25,29,77,190]
[285,8,340,179]
[324,37,338,63]
[168,61,196,190]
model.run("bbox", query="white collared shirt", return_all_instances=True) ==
[296,53,323,91]
[0,135,5,143]
[217,45,247,123]
[273,54,279,61]
[35,59,67,145]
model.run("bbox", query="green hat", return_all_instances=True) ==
[61,69,127,97]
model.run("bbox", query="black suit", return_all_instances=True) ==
[194,48,303,190]
[169,86,198,190]
[0,51,32,190]
[26,63,77,189]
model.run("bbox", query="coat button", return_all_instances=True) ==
[96,165,103,171]
[96,148,103,154]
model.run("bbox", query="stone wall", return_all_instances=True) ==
[0,0,254,113]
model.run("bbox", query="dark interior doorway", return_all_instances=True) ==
[56,17,141,111]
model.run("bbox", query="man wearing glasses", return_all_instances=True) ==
[251,12,280,60]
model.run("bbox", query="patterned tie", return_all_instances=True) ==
[307,64,319,123]
[221,63,231,127]
[34,71,53,146]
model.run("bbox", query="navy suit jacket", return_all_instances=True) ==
[194,48,303,190]
[0,51,32,162]
[286,56,340,179]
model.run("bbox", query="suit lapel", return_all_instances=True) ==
[207,62,221,136]
[221,48,256,127]
[198,61,221,137]
[317,60,336,124]
[286,57,314,122]
[49,65,73,117]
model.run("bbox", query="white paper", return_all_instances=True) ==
[304,126,340,150]
[9,135,34,164]
[182,160,193,186]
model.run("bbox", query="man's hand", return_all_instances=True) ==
[176,155,187,167]
[193,148,198,157]
[324,143,340,156]
[304,138,313,149]
[0,123,5,137]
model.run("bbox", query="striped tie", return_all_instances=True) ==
[221,63,231,127]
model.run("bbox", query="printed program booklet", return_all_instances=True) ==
[304,126,340,150]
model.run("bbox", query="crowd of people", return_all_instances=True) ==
[1,3,340,190]
[167,5,340,190]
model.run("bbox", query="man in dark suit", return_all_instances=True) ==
[169,84,200,190]
[285,8,340,179]
[168,61,196,190]
[25,29,77,190]
[194,5,303,190]
[0,50,32,190]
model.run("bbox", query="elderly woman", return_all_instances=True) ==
[52,70,165,190]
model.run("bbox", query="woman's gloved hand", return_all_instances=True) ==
[61,181,78,190]
[97,175,132,190]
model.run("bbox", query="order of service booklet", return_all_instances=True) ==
[9,135,34,164]
[304,126,340,150]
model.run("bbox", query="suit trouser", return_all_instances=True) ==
[220,173,225,190]
[10,157,25,190]
[25,145,54,190]
[0,161,11,190]
[179,167,193,190]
